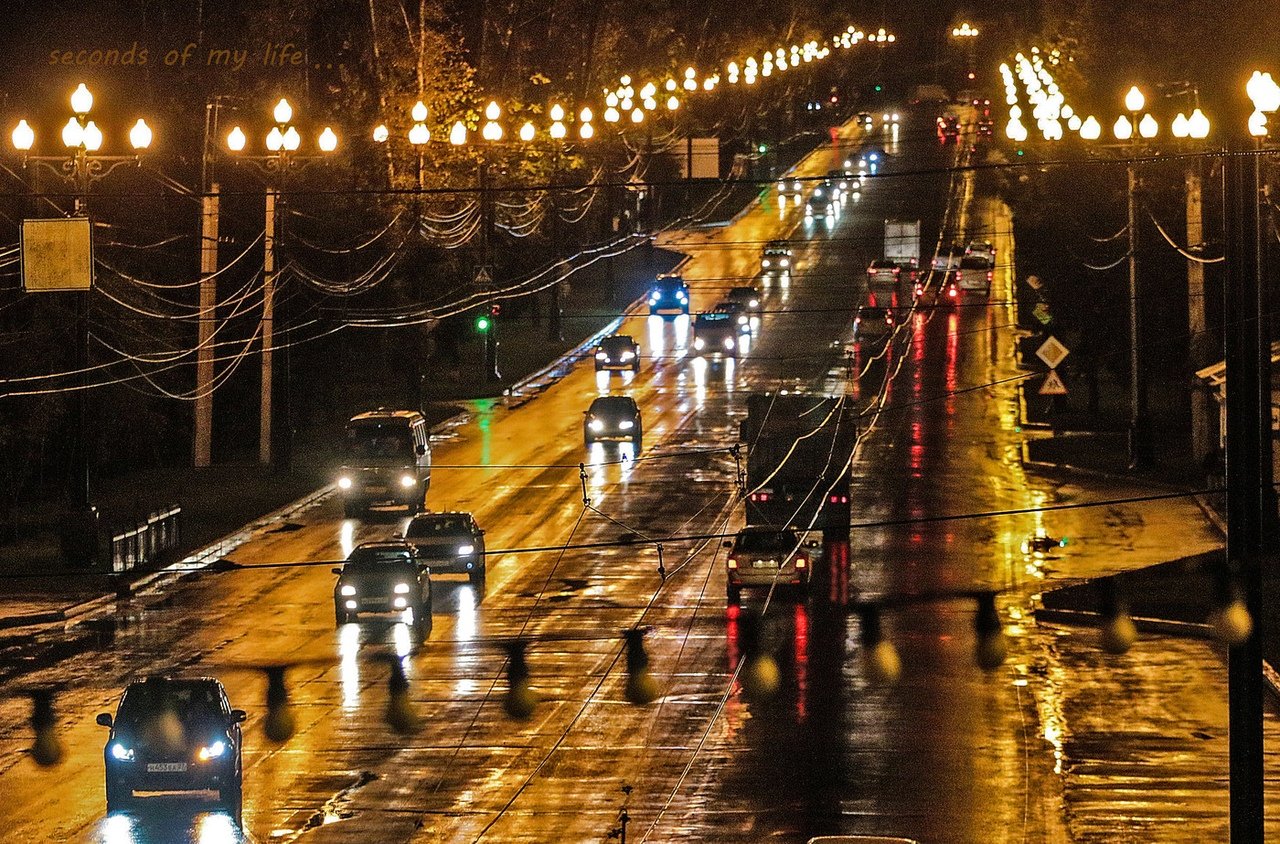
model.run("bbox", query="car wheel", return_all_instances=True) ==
[413,602,433,636]
[105,780,131,812]
[220,781,243,820]
[727,585,741,606]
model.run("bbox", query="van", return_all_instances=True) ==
[336,409,432,518]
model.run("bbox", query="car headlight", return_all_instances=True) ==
[779,257,789,267]
[804,206,813,216]
[400,475,416,488]
[393,597,408,609]
[337,476,353,490]
[340,584,357,596]
[620,351,634,361]
[619,420,635,430]
[394,582,411,594]
[738,315,748,325]
[693,337,706,350]
[792,180,802,190]
[198,740,227,762]
[110,742,134,762]
[345,599,357,609]
[724,337,735,349]
[457,544,475,556]
[750,298,760,307]
[596,351,607,360]
[649,295,659,305]
[762,258,771,267]
[589,418,605,432]
[678,293,688,302]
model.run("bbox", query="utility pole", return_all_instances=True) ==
[260,188,276,466]
[1223,98,1268,843]
[1126,150,1147,467]
[194,182,218,467]
[1186,164,1212,468]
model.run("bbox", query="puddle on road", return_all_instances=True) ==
[270,770,378,842]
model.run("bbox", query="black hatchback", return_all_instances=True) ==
[97,676,246,816]
[584,395,642,446]
[333,540,432,631]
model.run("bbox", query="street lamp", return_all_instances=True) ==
[1122,86,1148,466]
[223,98,337,468]
[7,84,155,561]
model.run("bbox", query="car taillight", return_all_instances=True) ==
[727,558,738,569]
[892,267,900,275]
[829,494,849,503]
[948,287,958,298]
[749,492,772,502]
[987,271,994,281]
[867,268,875,275]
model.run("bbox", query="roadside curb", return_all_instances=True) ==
[1034,606,1280,700]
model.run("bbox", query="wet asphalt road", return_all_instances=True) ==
[1,113,1277,843]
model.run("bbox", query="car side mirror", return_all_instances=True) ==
[331,567,342,575]
[96,712,113,728]
[416,445,426,456]
[230,709,248,724]
[722,540,733,548]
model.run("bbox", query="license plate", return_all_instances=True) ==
[751,559,778,568]
[147,762,188,772]
[365,485,387,494]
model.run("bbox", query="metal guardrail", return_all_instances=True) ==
[110,505,181,573]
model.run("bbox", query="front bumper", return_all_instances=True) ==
[107,759,236,794]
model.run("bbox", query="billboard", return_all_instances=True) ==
[22,217,93,292]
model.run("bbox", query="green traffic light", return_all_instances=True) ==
[757,143,767,154]
[874,84,883,92]
[476,316,491,332]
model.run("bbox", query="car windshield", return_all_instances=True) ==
[406,517,471,539]
[346,424,413,460]
[116,681,223,730]
[601,337,634,353]
[871,260,896,270]
[765,241,788,252]
[590,397,636,415]
[735,530,799,553]
[860,307,886,320]
[695,313,732,326]
[653,278,685,293]
[347,547,414,568]
[960,256,991,269]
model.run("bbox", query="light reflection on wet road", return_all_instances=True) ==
[0,113,1275,844]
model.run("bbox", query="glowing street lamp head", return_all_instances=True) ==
[408,122,429,145]
[61,117,84,149]
[549,121,566,140]
[81,121,103,152]
[604,107,620,123]
[11,119,34,151]
[630,107,644,123]
[519,121,536,142]
[579,107,593,123]
[129,118,153,150]
[643,97,657,111]
[449,120,467,145]
[485,100,501,121]
[373,123,389,143]
[1249,109,1268,138]
[1171,112,1190,139]
[1188,108,1210,140]
[579,121,594,139]
[1113,115,1133,140]
[1138,113,1158,139]
[70,83,93,116]
[227,125,247,151]
[266,126,284,152]
[667,95,680,111]
[318,126,338,152]
[1079,115,1101,140]
[411,100,428,123]
[1123,86,1144,113]
[273,98,294,125]
[549,103,565,122]
[282,125,300,151]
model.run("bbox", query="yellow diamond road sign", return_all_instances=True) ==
[1039,369,1068,396]
[1035,335,1070,370]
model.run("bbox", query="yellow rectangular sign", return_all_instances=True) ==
[22,217,93,292]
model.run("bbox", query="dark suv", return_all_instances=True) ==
[332,540,432,631]
[584,395,643,446]
[97,676,246,816]
[648,274,690,317]
[595,334,641,373]
[406,511,487,593]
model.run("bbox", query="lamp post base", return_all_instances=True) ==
[59,503,100,567]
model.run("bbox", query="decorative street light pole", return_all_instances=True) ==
[225,100,338,467]
[9,84,152,564]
